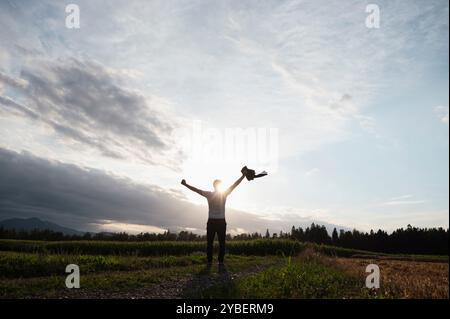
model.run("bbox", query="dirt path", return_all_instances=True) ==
[48,263,275,299]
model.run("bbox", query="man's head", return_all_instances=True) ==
[213,179,222,191]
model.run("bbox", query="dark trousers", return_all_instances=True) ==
[206,219,226,263]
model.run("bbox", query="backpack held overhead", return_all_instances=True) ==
[241,166,268,181]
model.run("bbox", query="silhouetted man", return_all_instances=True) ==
[181,169,246,265]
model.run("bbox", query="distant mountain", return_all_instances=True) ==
[0,217,84,236]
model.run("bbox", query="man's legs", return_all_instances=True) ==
[206,220,215,263]
[217,220,227,263]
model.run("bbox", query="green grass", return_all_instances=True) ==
[0,267,197,298]
[0,254,279,298]
[0,239,305,256]
[184,256,372,299]
[0,251,210,278]
[0,239,447,299]
[0,239,446,261]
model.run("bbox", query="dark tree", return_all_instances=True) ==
[332,228,339,245]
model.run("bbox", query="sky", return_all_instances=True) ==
[0,0,448,234]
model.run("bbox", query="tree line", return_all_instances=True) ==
[290,223,449,255]
[0,223,448,255]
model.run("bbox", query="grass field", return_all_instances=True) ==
[0,239,448,299]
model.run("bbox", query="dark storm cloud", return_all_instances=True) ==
[0,58,177,167]
[0,148,343,234]
[0,147,205,231]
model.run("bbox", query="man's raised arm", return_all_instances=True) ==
[181,179,206,197]
[224,173,245,196]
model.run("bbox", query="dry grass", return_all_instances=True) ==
[335,257,449,299]
[296,249,449,299]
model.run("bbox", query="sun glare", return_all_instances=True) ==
[216,181,225,193]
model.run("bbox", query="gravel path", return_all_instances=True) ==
[46,263,275,299]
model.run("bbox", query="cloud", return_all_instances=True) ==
[305,168,320,177]
[390,194,414,201]
[92,222,167,235]
[383,200,426,206]
[382,195,426,206]
[222,0,447,142]
[1,0,447,163]
[0,146,204,232]
[370,209,449,231]
[434,105,449,125]
[0,147,345,234]
[0,0,447,234]
[0,72,27,89]
[251,206,349,234]
[0,58,179,168]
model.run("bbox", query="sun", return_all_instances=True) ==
[215,181,226,193]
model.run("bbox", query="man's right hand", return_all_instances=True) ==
[181,179,187,186]
[241,166,248,176]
